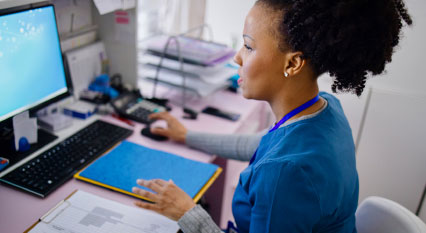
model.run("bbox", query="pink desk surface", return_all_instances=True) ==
[0,90,265,233]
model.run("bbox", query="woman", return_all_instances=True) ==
[132,0,412,232]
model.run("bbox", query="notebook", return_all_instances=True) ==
[74,141,222,202]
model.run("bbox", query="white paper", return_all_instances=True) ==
[41,200,70,223]
[12,111,29,123]
[122,0,136,10]
[93,0,122,15]
[24,118,37,144]
[29,190,179,233]
[65,42,106,98]
[13,112,38,150]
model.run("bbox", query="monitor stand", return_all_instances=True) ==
[0,128,57,170]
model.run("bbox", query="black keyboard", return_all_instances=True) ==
[0,120,133,198]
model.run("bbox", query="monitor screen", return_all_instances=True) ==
[0,5,68,122]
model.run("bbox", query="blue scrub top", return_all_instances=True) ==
[232,92,359,233]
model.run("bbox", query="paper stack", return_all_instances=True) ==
[139,35,237,97]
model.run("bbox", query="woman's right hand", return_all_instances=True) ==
[149,112,188,143]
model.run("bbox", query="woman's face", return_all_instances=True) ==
[234,4,286,101]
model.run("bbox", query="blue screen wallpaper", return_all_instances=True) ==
[0,6,67,121]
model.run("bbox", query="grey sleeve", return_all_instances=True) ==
[178,205,223,233]
[185,129,267,161]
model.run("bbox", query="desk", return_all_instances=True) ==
[0,90,270,232]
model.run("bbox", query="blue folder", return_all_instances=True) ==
[75,141,221,202]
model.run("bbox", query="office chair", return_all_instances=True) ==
[356,196,426,233]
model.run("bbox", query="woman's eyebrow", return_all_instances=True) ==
[243,34,255,41]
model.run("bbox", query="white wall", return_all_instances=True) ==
[356,89,426,215]
[205,0,256,49]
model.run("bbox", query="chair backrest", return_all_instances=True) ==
[356,196,426,233]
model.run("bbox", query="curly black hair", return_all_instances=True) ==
[256,0,412,96]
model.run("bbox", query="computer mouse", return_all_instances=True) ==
[140,127,168,141]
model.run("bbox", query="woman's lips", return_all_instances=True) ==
[237,77,243,85]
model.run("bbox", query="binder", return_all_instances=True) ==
[74,141,222,202]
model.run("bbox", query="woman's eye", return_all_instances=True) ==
[244,44,253,51]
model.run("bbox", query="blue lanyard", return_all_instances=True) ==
[268,95,320,132]
[250,94,320,164]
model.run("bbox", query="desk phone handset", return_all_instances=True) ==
[110,91,168,125]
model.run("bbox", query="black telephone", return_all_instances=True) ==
[110,91,168,124]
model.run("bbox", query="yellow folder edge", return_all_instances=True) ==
[193,167,222,203]
[73,167,222,203]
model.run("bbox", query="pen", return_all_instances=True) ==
[111,114,135,127]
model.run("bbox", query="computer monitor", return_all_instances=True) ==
[0,3,71,126]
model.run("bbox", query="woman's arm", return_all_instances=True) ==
[149,112,266,161]
[178,205,223,233]
[186,130,265,161]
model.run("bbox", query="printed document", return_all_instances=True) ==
[28,190,179,233]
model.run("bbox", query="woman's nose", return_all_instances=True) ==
[233,48,243,66]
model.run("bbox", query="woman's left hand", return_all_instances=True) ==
[132,179,196,221]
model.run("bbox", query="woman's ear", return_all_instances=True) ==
[283,51,305,77]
